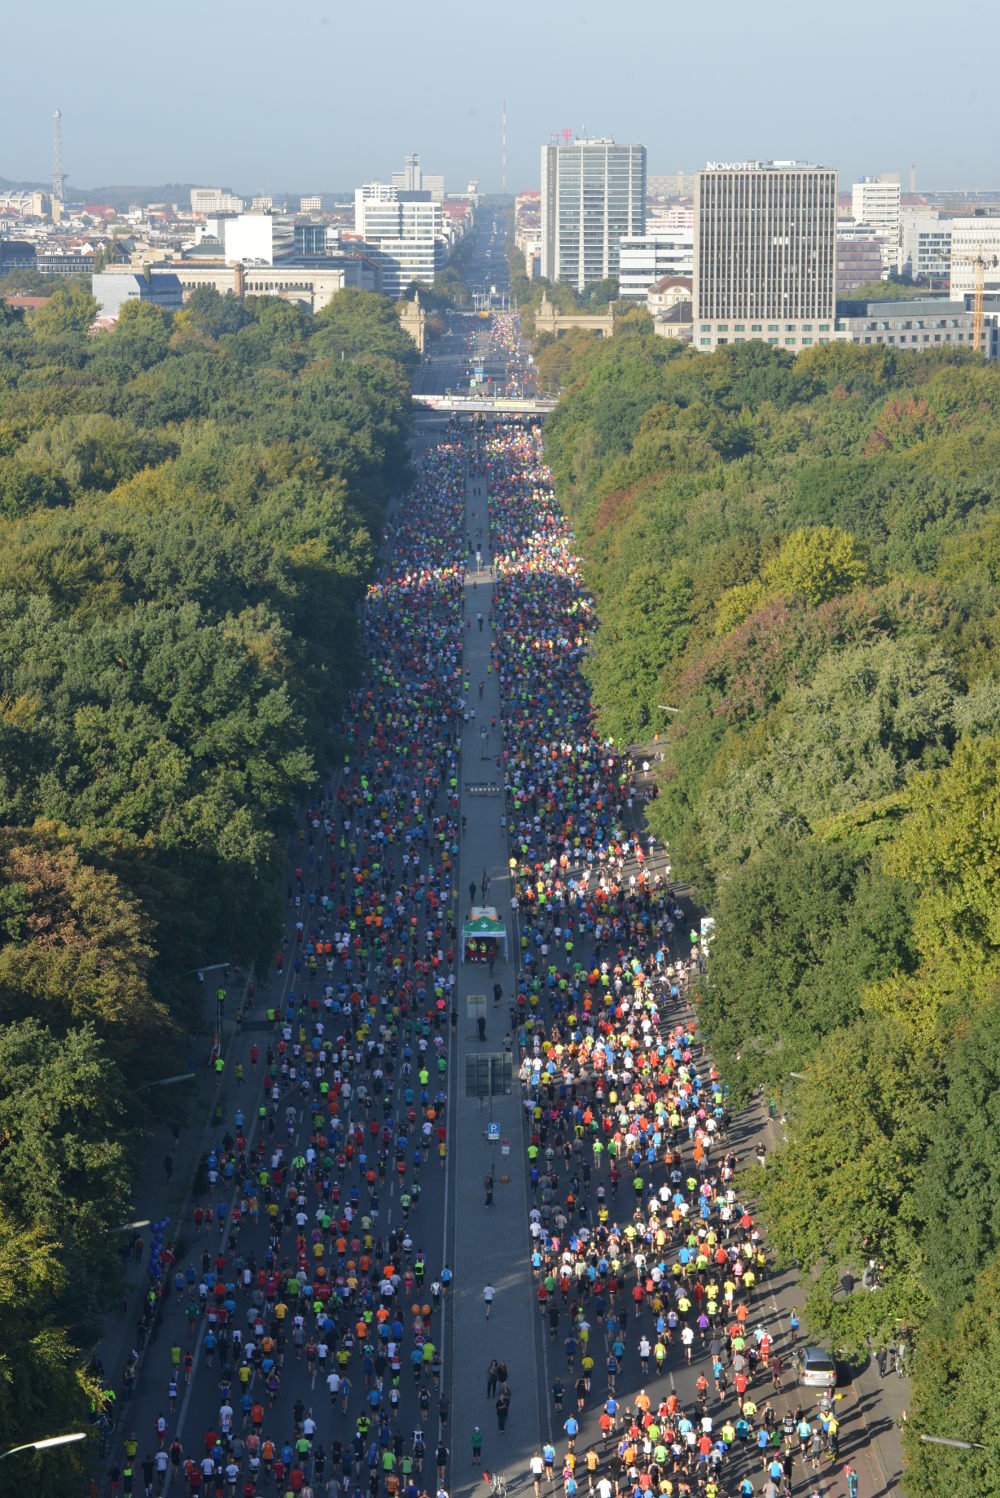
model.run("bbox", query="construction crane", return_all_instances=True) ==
[952,248,999,351]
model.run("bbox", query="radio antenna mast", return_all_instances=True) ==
[53,107,65,201]
[502,100,506,194]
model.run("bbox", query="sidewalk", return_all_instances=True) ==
[447,455,541,1498]
[92,978,238,1421]
[91,862,301,1486]
[728,986,910,1498]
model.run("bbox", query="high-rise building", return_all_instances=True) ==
[223,213,293,266]
[836,236,884,293]
[851,174,901,272]
[295,223,333,256]
[618,229,693,299]
[851,174,900,240]
[898,210,952,282]
[836,218,886,289]
[540,137,646,292]
[389,155,445,203]
[647,172,690,200]
[354,181,444,298]
[355,181,399,238]
[190,187,245,215]
[692,160,838,353]
[949,216,1000,300]
[391,153,422,192]
[649,208,695,232]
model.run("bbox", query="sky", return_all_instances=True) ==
[2,0,997,197]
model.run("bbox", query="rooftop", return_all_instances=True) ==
[650,276,692,293]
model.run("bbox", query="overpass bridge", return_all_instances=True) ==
[413,393,558,416]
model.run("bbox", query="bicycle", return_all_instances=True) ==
[96,1409,117,1460]
[484,1472,508,1498]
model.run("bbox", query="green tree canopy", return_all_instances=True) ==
[907,1250,1000,1498]
[29,283,97,339]
[698,832,916,1098]
[886,734,1000,978]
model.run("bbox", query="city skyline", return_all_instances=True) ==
[0,0,997,195]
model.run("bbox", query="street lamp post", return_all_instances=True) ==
[134,1073,196,1096]
[0,1432,86,1460]
[919,1435,988,1451]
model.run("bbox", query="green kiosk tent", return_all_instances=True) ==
[462,906,508,964]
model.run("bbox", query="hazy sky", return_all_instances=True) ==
[2,0,996,196]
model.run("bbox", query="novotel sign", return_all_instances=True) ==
[705,159,817,172]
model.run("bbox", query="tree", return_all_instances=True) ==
[586,563,692,744]
[0,1020,135,1281]
[0,824,172,1070]
[756,1013,939,1350]
[19,412,172,493]
[0,1207,96,1490]
[174,286,254,339]
[90,300,172,377]
[847,278,948,303]
[906,1251,1000,1498]
[886,734,1000,979]
[697,832,915,1099]
[912,991,1000,1313]
[311,289,418,371]
[0,457,69,519]
[29,284,97,338]
[693,636,957,882]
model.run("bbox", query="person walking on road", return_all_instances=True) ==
[471,1427,483,1469]
[483,1284,495,1320]
[484,1171,494,1207]
[496,1385,511,1432]
[487,1360,500,1398]
[531,1452,545,1497]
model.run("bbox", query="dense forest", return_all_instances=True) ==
[0,284,415,1470]
[543,317,1000,1498]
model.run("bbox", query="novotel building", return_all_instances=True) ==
[693,160,838,353]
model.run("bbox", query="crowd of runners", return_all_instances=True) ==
[95,313,860,1498]
[480,426,856,1498]
[99,439,476,1498]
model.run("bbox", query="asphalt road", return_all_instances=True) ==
[412,328,467,397]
